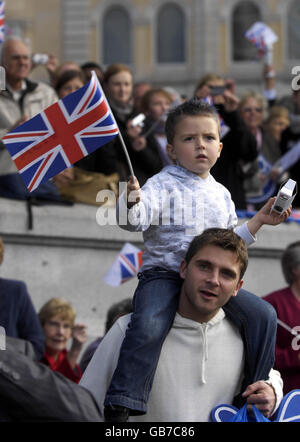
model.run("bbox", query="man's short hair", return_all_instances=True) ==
[105,297,133,333]
[281,241,300,285]
[81,61,103,71]
[165,99,220,144]
[0,37,30,64]
[184,228,248,280]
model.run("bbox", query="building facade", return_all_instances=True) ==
[4,0,300,97]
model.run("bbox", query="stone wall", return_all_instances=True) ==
[1,197,299,344]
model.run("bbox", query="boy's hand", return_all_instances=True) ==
[247,196,292,236]
[127,175,141,208]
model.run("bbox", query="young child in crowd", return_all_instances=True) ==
[127,88,173,170]
[141,88,174,166]
[125,88,173,186]
[104,100,291,421]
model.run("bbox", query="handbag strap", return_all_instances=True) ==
[230,404,270,422]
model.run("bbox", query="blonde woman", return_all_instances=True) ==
[39,298,87,383]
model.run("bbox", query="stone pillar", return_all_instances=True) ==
[134,21,153,79]
[61,0,90,64]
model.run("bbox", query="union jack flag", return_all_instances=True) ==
[0,1,5,43]
[2,72,119,191]
[104,242,144,286]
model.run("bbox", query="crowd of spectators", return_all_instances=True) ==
[0,36,300,210]
[0,36,299,421]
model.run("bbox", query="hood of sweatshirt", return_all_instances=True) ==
[173,309,226,384]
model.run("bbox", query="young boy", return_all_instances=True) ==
[104,100,291,421]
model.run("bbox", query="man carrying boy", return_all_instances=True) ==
[80,228,283,421]
[0,229,281,422]
[103,100,291,421]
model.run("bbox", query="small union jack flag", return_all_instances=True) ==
[104,243,144,287]
[2,71,119,191]
[0,1,5,43]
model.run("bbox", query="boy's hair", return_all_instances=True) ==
[281,241,300,285]
[141,88,172,113]
[165,99,220,144]
[39,298,76,327]
[184,228,248,280]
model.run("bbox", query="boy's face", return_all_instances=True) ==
[146,93,171,120]
[167,115,222,178]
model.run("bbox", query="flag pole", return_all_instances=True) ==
[117,131,135,179]
[93,71,135,179]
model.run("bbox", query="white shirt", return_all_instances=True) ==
[6,81,26,102]
[80,311,283,422]
[117,165,256,272]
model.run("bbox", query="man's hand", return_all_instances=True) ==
[127,175,141,208]
[247,196,292,236]
[242,380,276,418]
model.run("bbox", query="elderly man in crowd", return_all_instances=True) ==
[0,37,58,199]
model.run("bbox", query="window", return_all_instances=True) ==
[102,6,132,65]
[4,20,25,39]
[288,0,300,60]
[232,1,261,61]
[157,3,185,63]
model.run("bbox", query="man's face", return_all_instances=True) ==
[178,245,243,323]
[3,40,31,83]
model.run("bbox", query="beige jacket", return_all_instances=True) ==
[0,79,57,175]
